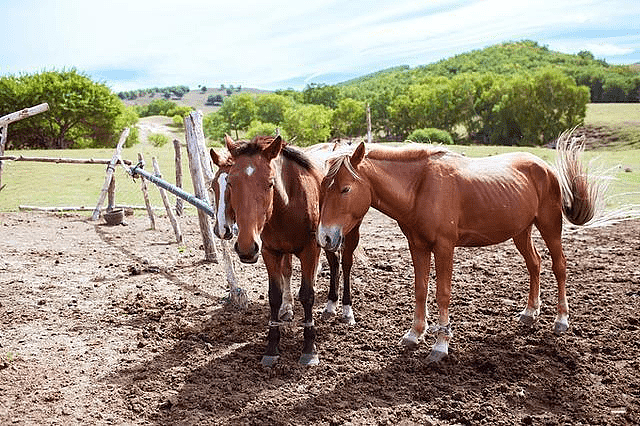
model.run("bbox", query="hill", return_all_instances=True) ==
[121,87,271,114]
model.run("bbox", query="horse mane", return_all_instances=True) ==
[228,135,315,172]
[325,143,455,181]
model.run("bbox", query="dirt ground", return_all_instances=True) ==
[1,209,639,425]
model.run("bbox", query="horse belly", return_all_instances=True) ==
[456,196,537,247]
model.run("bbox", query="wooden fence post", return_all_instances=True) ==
[367,103,372,144]
[184,111,218,262]
[0,103,49,190]
[91,128,129,220]
[173,139,184,216]
[137,153,156,230]
[152,157,183,244]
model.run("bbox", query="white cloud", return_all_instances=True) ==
[2,0,639,91]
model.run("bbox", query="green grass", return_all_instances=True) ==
[0,137,198,213]
[1,104,639,213]
[585,103,640,149]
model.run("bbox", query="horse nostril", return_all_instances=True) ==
[252,241,260,256]
[324,235,332,247]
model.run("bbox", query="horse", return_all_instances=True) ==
[209,135,360,366]
[316,131,603,362]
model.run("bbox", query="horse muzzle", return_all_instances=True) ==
[234,240,261,264]
[316,224,343,252]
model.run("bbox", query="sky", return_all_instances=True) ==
[2,0,639,92]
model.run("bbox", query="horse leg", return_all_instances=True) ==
[513,226,542,325]
[536,217,569,334]
[279,254,294,322]
[339,226,360,325]
[261,249,285,367]
[401,244,431,349]
[297,244,321,366]
[321,249,340,321]
[427,244,455,363]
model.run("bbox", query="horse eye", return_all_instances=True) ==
[268,179,275,189]
[341,186,351,194]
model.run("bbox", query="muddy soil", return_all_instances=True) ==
[1,210,639,425]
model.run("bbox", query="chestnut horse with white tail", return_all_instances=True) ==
[317,131,603,362]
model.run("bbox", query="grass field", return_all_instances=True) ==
[1,105,639,214]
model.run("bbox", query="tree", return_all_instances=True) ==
[282,104,332,146]
[216,92,256,138]
[255,93,292,124]
[0,69,134,149]
[331,98,366,138]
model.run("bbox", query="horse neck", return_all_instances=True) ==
[271,155,320,212]
[360,157,418,221]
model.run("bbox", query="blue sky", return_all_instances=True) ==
[2,0,639,92]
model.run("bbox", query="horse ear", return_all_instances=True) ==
[224,134,237,153]
[263,135,284,160]
[350,142,365,167]
[210,148,222,167]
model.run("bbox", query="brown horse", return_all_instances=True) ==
[209,135,359,366]
[317,132,603,362]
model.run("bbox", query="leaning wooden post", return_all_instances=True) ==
[0,102,49,190]
[91,127,129,220]
[152,157,183,244]
[137,153,156,230]
[173,139,184,216]
[191,112,246,308]
[107,175,116,212]
[184,111,218,262]
[366,103,372,144]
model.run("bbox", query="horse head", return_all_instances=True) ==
[223,134,284,263]
[210,147,236,240]
[317,141,370,252]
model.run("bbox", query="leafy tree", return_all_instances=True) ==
[246,120,288,141]
[0,69,135,149]
[203,111,231,142]
[331,97,366,138]
[217,92,257,138]
[205,94,224,106]
[303,83,340,109]
[282,104,332,146]
[255,93,292,124]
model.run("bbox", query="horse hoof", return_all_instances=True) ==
[427,349,447,363]
[261,355,279,367]
[518,313,536,326]
[299,353,319,366]
[320,310,334,321]
[340,315,356,325]
[553,321,568,335]
[401,337,419,350]
[279,311,293,322]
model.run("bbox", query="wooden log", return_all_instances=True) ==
[0,125,7,190]
[189,112,245,308]
[91,128,130,220]
[367,103,372,144]
[107,175,116,212]
[0,155,132,165]
[0,103,49,191]
[184,111,218,262]
[173,139,184,216]
[19,205,169,212]
[0,103,50,126]
[152,157,183,244]
[137,153,156,230]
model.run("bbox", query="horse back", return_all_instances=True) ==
[419,152,560,247]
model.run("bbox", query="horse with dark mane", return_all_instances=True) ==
[209,135,359,366]
[317,131,604,362]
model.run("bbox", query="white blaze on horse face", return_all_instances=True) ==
[245,165,255,176]
[216,172,229,235]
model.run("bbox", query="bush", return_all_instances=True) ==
[407,128,454,145]
[148,133,169,147]
[172,115,184,127]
